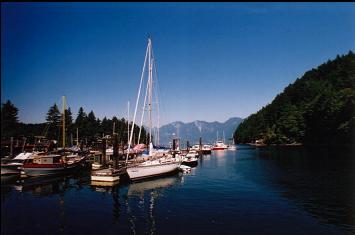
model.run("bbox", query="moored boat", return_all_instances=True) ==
[126,157,181,181]
[91,168,122,182]
[181,152,198,167]
[202,144,212,154]
[125,38,181,181]
[211,141,228,150]
[22,154,66,177]
[1,152,37,176]
[22,152,85,177]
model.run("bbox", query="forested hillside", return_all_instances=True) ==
[234,51,355,146]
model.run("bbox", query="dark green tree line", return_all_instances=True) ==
[235,51,355,146]
[1,101,149,146]
[1,100,19,138]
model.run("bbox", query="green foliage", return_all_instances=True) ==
[45,103,61,140]
[1,102,149,146]
[1,100,19,138]
[71,107,149,146]
[235,51,355,146]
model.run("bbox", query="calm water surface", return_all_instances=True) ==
[1,146,354,234]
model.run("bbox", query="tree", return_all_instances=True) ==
[87,110,99,140]
[75,107,87,138]
[46,103,61,124]
[45,103,61,140]
[235,51,355,146]
[1,100,19,138]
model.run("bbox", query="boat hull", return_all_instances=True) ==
[211,147,227,150]
[127,162,180,181]
[91,175,120,182]
[1,164,21,175]
[181,160,198,167]
[91,168,120,182]
[23,164,66,177]
[66,158,86,170]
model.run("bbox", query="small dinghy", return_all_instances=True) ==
[179,165,191,173]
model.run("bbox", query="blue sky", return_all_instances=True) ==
[2,3,355,126]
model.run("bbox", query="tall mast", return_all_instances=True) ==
[127,101,130,147]
[126,100,133,162]
[138,78,149,144]
[148,38,153,145]
[62,96,66,148]
[125,38,149,163]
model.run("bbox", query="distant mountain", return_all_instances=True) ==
[156,117,243,145]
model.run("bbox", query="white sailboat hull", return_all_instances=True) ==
[127,162,180,181]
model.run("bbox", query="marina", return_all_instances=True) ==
[1,147,354,235]
[2,3,354,235]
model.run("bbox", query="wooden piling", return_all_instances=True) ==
[102,138,106,166]
[10,137,13,158]
[113,133,118,168]
[22,137,27,152]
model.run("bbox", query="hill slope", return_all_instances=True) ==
[235,51,355,146]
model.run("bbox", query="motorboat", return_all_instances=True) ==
[181,152,198,167]
[211,141,228,150]
[1,152,37,176]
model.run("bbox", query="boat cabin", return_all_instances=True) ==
[33,154,63,164]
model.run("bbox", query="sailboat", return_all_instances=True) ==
[126,37,181,181]
[23,96,85,177]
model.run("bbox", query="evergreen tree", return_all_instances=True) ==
[235,51,355,146]
[45,103,61,140]
[1,100,19,138]
[75,107,87,138]
[87,110,98,140]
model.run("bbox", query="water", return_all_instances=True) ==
[1,146,354,234]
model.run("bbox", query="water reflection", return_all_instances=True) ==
[1,147,353,235]
[253,146,355,233]
[90,183,121,222]
[127,176,181,196]
[9,171,89,196]
[125,175,183,235]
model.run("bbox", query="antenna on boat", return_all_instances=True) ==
[148,37,153,149]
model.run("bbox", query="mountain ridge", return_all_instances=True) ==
[155,117,243,145]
